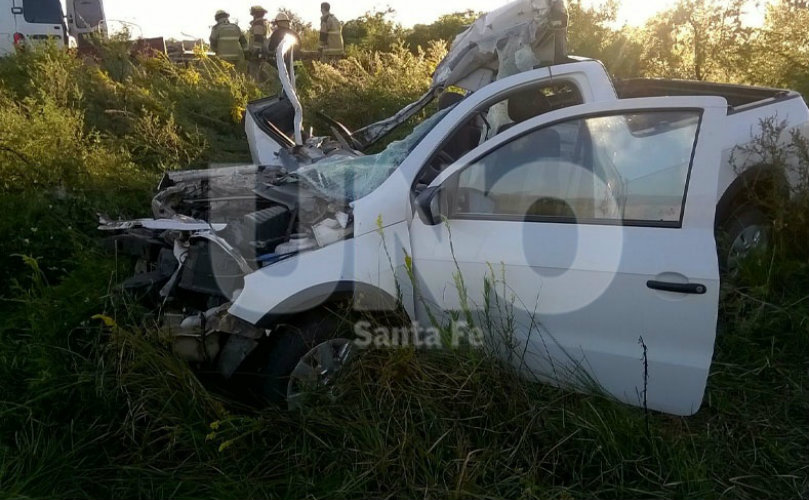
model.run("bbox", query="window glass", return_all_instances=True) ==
[23,0,64,24]
[452,110,701,226]
[418,82,583,187]
[73,0,104,28]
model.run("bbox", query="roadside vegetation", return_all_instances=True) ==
[0,1,807,498]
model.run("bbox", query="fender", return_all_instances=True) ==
[715,163,789,227]
[228,222,414,326]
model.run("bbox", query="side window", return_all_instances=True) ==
[451,110,701,227]
[418,82,583,186]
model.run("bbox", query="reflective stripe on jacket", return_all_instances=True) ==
[249,19,270,51]
[210,21,246,62]
[319,14,344,54]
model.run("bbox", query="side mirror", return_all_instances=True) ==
[415,185,443,226]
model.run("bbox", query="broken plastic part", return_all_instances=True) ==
[97,216,227,232]
[275,235,317,255]
[312,218,351,247]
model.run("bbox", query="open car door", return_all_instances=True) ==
[409,96,726,415]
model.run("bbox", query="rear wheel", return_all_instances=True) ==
[718,205,771,274]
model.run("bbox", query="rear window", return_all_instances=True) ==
[23,0,64,24]
[74,0,104,28]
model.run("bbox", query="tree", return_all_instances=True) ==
[342,9,406,53]
[404,10,480,51]
[634,0,752,81]
[745,0,809,94]
[566,0,643,78]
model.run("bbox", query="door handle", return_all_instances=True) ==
[646,280,707,294]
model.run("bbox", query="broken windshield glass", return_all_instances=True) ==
[294,108,452,201]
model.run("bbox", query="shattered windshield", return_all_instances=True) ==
[294,108,451,201]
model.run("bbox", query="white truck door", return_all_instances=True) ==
[14,0,65,47]
[66,0,107,41]
[409,96,726,416]
[1,0,16,55]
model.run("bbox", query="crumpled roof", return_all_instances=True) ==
[353,0,567,148]
[432,0,567,91]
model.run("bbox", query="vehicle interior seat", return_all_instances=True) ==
[498,90,554,133]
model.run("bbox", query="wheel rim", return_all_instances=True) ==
[727,224,769,271]
[287,338,353,409]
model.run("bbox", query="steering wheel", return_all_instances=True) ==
[315,111,363,150]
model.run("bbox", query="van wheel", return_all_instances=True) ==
[718,205,771,274]
[256,310,355,406]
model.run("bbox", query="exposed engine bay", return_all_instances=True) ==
[98,145,359,377]
[100,152,355,303]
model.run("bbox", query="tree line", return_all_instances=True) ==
[289,0,809,95]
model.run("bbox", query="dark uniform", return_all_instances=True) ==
[209,11,246,64]
[267,26,301,74]
[247,6,271,81]
[319,2,344,58]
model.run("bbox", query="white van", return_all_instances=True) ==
[66,0,107,46]
[0,0,66,55]
[1,0,106,56]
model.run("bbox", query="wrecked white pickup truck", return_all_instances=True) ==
[100,0,809,415]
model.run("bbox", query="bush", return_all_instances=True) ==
[300,42,446,131]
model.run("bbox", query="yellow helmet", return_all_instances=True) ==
[250,5,268,15]
[214,10,229,20]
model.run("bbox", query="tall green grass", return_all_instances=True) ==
[1,251,806,498]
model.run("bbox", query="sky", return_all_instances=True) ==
[64,0,769,41]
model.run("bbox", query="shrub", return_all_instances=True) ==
[300,42,447,132]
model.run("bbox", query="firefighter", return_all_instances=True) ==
[209,10,246,65]
[267,13,301,74]
[247,5,271,81]
[319,2,344,58]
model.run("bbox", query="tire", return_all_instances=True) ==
[717,205,771,274]
[252,309,354,404]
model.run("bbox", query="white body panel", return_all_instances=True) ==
[0,1,14,53]
[229,221,413,324]
[65,0,107,39]
[245,112,284,165]
[0,0,66,55]
[233,52,809,415]
[408,97,727,415]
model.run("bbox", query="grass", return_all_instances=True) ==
[0,46,807,499]
[1,257,806,499]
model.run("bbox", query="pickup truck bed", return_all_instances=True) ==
[615,78,796,109]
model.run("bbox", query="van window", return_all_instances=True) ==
[23,0,64,24]
[73,0,104,28]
